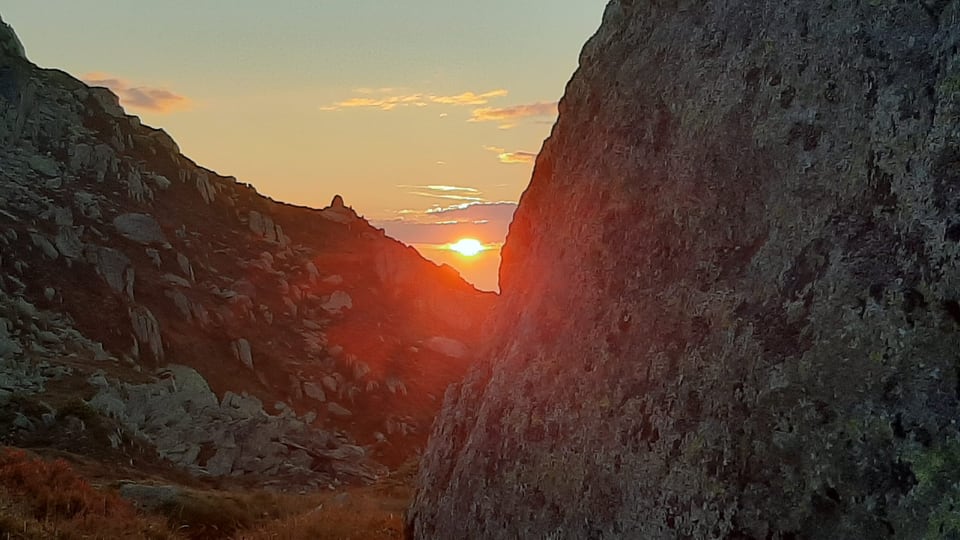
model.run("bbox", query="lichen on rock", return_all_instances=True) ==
[409,1,960,539]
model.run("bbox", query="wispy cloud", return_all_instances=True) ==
[483,146,536,164]
[431,90,508,105]
[396,184,479,193]
[469,101,558,128]
[395,184,485,202]
[373,201,518,245]
[82,72,190,114]
[321,89,508,111]
[424,201,518,221]
[500,151,537,164]
[410,192,485,202]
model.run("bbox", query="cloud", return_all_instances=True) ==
[499,151,537,164]
[401,185,479,193]
[82,72,190,114]
[425,201,518,222]
[483,146,536,164]
[469,101,558,128]
[410,192,485,202]
[321,88,508,111]
[430,90,508,105]
[373,202,518,245]
[395,184,485,202]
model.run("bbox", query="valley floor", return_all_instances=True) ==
[0,446,410,539]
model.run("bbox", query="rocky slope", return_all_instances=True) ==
[410,1,960,538]
[0,14,493,487]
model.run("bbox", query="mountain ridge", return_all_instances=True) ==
[0,14,493,488]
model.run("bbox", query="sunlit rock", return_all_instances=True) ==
[145,248,161,268]
[29,232,58,260]
[129,305,162,363]
[322,290,353,313]
[125,168,152,202]
[327,402,352,417]
[174,252,194,282]
[422,336,468,359]
[54,226,83,259]
[195,171,216,204]
[164,289,192,321]
[113,213,167,245]
[27,154,59,177]
[303,381,326,402]
[73,191,101,219]
[231,338,253,370]
[161,273,191,288]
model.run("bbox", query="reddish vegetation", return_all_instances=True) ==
[0,447,175,539]
[0,447,412,539]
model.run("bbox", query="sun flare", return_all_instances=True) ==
[449,238,485,257]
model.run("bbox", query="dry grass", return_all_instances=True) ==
[137,483,408,540]
[0,447,414,539]
[234,460,415,540]
[0,447,178,539]
[238,481,410,540]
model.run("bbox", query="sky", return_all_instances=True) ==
[1,2,607,291]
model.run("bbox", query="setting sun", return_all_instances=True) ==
[449,238,485,257]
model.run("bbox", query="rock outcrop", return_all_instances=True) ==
[89,365,383,483]
[411,1,960,538]
[0,14,494,484]
[0,15,24,60]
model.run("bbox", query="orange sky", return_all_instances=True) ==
[2,2,607,291]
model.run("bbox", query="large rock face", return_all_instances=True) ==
[0,15,493,483]
[410,1,960,538]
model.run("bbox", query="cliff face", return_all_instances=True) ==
[0,16,493,484]
[410,1,960,538]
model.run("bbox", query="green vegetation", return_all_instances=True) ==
[940,74,960,98]
[902,439,960,539]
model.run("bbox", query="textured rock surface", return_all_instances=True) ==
[89,365,382,483]
[411,1,960,538]
[0,15,24,60]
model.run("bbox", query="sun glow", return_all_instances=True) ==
[448,238,485,257]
